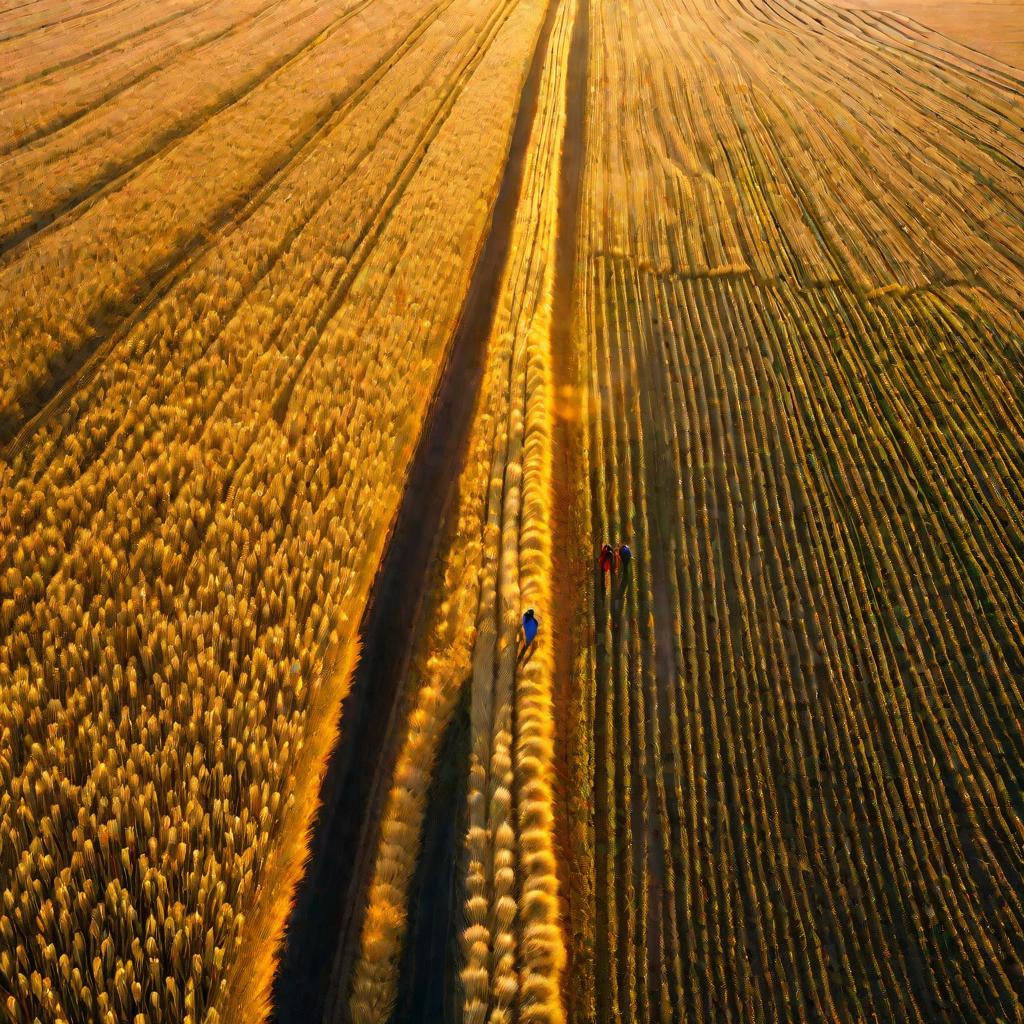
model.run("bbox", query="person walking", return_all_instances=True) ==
[618,542,632,571]
[522,608,539,648]
[599,543,616,580]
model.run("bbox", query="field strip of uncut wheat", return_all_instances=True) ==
[348,0,574,1018]
[0,0,551,1016]
[2,0,1024,1019]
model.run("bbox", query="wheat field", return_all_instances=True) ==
[1,0,1022,1020]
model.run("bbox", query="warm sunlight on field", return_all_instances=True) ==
[1,0,1022,1020]
[831,0,1024,69]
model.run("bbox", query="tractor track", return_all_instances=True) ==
[269,0,566,1018]
[548,0,589,1017]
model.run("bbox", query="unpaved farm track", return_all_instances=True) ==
[548,0,590,1015]
[270,1,562,1017]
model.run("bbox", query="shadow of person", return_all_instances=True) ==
[516,640,536,666]
[612,562,631,620]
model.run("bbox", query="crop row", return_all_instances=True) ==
[460,6,572,1022]
[0,0,144,44]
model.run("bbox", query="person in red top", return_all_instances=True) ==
[599,543,616,580]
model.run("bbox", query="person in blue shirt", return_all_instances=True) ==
[522,609,539,648]
[618,543,632,571]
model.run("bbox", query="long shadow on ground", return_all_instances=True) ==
[389,685,470,1024]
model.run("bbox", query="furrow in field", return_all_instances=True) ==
[549,0,592,1020]
[570,0,1024,1016]
[347,5,578,1024]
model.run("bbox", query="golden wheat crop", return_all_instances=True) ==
[4,0,1024,1019]
[0,0,554,1018]
[349,2,572,1019]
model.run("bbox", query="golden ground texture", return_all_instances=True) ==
[830,0,1024,70]
[1,0,1023,1020]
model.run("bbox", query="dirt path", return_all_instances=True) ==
[548,0,590,1018]
[269,3,566,1019]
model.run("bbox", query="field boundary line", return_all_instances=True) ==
[548,0,592,1017]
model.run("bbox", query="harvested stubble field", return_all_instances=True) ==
[0,0,1022,1020]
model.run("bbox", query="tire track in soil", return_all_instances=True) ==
[268,0,563,1018]
[549,0,589,1017]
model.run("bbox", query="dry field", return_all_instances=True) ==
[829,0,1024,71]
[1,0,1023,1021]
[572,0,1024,1019]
